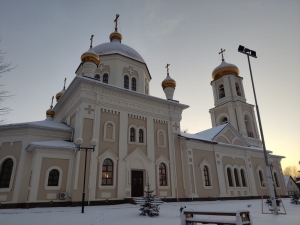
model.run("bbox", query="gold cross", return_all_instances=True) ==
[84,105,94,114]
[114,14,120,31]
[63,78,66,90]
[219,48,225,61]
[50,96,54,109]
[90,35,94,48]
[165,63,170,75]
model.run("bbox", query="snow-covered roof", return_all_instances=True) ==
[0,120,73,131]
[179,123,228,143]
[284,175,290,186]
[26,140,77,151]
[93,41,145,63]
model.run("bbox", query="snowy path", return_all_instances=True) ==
[0,199,299,225]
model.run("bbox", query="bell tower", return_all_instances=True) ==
[209,49,262,147]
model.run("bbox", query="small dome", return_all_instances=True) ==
[56,89,65,102]
[212,61,239,80]
[81,48,100,65]
[109,31,122,43]
[162,74,176,89]
[46,108,55,118]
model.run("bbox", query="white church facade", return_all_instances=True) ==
[0,19,286,208]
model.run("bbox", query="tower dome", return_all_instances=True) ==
[81,48,100,65]
[212,61,239,80]
[161,74,176,89]
[46,96,55,119]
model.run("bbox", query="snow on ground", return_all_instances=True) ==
[0,198,299,225]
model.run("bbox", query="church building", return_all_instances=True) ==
[0,17,286,208]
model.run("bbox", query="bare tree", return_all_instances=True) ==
[283,166,298,179]
[0,37,16,123]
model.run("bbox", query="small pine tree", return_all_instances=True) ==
[139,183,160,217]
[290,193,300,204]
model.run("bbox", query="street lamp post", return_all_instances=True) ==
[238,45,278,215]
[75,138,98,214]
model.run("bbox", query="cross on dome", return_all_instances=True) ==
[114,14,120,32]
[50,96,54,109]
[90,35,94,49]
[165,63,170,75]
[219,48,225,61]
[63,78,66,90]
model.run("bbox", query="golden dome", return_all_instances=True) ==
[109,31,122,43]
[162,74,176,89]
[81,48,100,65]
[46,108,55,118]
[212,61,239,80]
[56,90,65,102]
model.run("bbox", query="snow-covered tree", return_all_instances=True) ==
[139,183,160,217]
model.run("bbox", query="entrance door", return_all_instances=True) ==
[131,170,144,197]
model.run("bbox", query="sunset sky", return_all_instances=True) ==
[1,0,299,170]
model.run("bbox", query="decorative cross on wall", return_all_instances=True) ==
[173,122,179,130]
[99,64,105,72]
[128,67,134,74]
[84,105,94,114]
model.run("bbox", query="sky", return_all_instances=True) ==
[0,0,299,171]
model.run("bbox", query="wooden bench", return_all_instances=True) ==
[180,210,253,225]
[132,196,164,205]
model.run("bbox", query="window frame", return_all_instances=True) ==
[240,168,247,187]
[200,159,213,189]
[44,166,63,191]
[103,73,109,84]
[101,158,114,186]
[131,77,137,91]
[155,155,170,189]
[94,74,100,80]
[218,84,225,99]
[234,168,240,187]
[159,163,167,186]
[227,167,234,187]
[98,150,118,190]
[0,156,17,192]
[124,75,129,89]
[157,129,166,148]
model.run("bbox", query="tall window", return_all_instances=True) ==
[104,122,114,141]
[124,75,129,89]
[259,170,264,187]
[102,159,113,185]
[241,169,247,187]
[139,129,144,143]
[103,74,108,84]
[221,117,228,124]
[132,78,136,91]
[227,168,233,187]
[95,74,100,80]
[159,163,167,186]
[234,168,240,186]
[47,169,59,186]
[130,128,135,142]
[274,172,280,187]
[235,83,241,96]
[0,158,13,188]
[203,166,210,186]
[244,115,254,138]
[219,84,225,99]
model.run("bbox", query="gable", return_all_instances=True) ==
[213,125,250,147]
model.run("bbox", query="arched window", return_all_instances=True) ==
[274,172,280,187]
[219,84,225,99]
[130,127,135,142]
[0,158,13,188]
[157,130,166,148]
[235,83,242,96]
[95,74,100,80]
[203,166,210,186]
[124,75,129,89]
[234,168,240,186]
[131,78,136,91]
[244,115,254,138]
[47,169,60,186]
[227,168,233,187]
[102,159,113,185]
[259,170,264,187]
[221,117,228,124]
[159,163,167,186]
[240,169,247,187]
[103,74,108,84]
[139,129,144,143]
